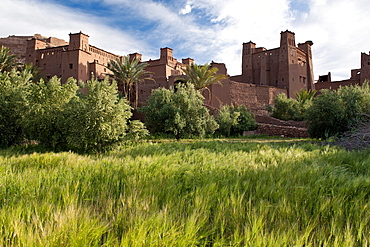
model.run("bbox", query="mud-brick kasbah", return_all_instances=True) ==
[1,30,370,136]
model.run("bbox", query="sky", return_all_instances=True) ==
[1,0,369,81]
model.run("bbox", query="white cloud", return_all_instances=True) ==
[291,0,370,80]
[0,0,148,57]
[186,0,293,75]
[179,0,370,81]
[180,4,192,15]
[1,0,370,82]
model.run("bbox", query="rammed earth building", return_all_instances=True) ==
[1,30,321,114]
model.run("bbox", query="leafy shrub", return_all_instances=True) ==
[0,70,30,147]
[216,105,240,137]
[139,83,218,140]
[306,83,370,138]
[271,90,316,121]
[1,72,146,152]
[126,120,149,140]
[271,93,303,121]
[65,78,134,152]
[21,76,79,150]
[217,105,257,136]
[231,105,258,134]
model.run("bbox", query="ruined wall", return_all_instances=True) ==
[256,123,308,138]
[1,34,68,64]
[0,35,34,63]
[314,79,360,91]
[229,81,286,115]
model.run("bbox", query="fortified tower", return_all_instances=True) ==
[298,40,314,91]
[360,52,370,83]
[160,47,173,62]
[68,32,89,51]
[129,53,143,62]
[237,30,314,98]
[241,41,256,83]
[61,32,90,82]
[278,30,297,97]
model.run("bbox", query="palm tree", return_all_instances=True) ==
[107,56,153,108]
[294,89,316,104]
[181,63,227,103]
[0,46,18,72]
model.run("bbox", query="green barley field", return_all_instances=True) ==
[0,138,370,246]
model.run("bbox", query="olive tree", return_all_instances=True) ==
[0,70,31,147]
[306,83,370,138]
[140,83,218,139]
[65,77,134,152]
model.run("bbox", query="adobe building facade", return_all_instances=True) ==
[0,34,68,65]
[1,30,315,115]
[24,32,124,83]
[315,51,370,91]
[230,30,315,98]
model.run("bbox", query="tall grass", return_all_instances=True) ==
[0,139,369,246]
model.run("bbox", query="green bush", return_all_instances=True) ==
[217,105,257,136]
[216,105,240,137]
[65,78,134,152]
[126,120,149,140]
[306,83,370,138]
[0,70,30,147]
[231,105,258,134]
[139,83,218,139]
[21,76,79,150]
[1,72,146,152]
[271,90,316,121]
[271,93,303,121]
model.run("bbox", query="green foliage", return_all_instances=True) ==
[0,50,46,148]
[126,120,149,140]
[107,56,152,108]
[295,88,316,103]
[20,63,43,82]
[180,63,227,103]
[0,72,145,152]
[1,140,370,245]
[181,63,227,90]
[271,90,316,121]
[306,83,370,138]
[337,82,370,122]
[21,77,78,149]
[217,105,257,136]
[0,70,30,147]
[217,105,240,136]
[271,93,303,121]
[0,46,18,72]
[140,83,218,139]
[231,105,258,134]
[65,77,133,152]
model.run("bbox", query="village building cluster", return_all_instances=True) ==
[1,30,369,115]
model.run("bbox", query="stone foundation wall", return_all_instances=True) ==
[230,81,287,115]
[256,123,309,138]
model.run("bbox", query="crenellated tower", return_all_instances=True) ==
[278,30,297,97]
[68,31,89,51]
[241,41,256,83]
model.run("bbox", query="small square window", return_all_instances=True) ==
[69,63,73,69]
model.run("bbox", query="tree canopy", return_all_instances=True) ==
[139,83,218,140]
[0,46,18,73]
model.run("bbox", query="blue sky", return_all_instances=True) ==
[1,0,370,81]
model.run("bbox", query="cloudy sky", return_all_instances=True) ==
[1,0,369,81]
